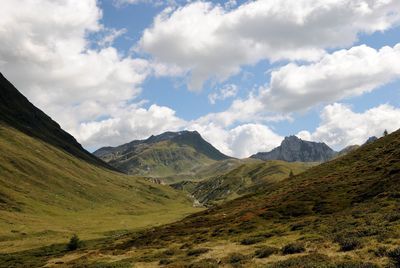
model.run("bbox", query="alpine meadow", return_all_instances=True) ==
[1,0,400,267]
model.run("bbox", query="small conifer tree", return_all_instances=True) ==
[384,129,388,136]
[67,234,81,251]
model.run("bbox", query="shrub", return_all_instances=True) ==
[388,247,400,267]
[187,248,209,257]
[189,258,218,268]
[282,242,305,255]
[159,259,172,265]
[270,253,332,267]
[254,246,278,258]
[336,237,362,252]
[240,236,263,245]
[67,234,81,251]
[228,253,246,264]
[370,246,388,257]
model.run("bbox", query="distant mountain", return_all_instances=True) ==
[94,131,232,180]
[364,136,378,145]
[251,135,336,162]
[0,73,112,170]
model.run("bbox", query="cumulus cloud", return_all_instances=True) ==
[75,104,186,148]
[208,84,238,104]
[297,103,400,150]
[186,122,283,158]
[139,0,400,90]
[264,44,400,112]
[0,0,157,140]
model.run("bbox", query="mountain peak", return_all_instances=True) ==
[251,136,335,162]
[93,130,231,177]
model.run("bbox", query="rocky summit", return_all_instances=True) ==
[251,135,336,162]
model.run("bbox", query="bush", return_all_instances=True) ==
[189,258,218,268]
[67,234,81,251]
[336,237,361,252]
[388,247,400,267]
[282,242,305,255]
[370,246,388,257]
[240,236,263,245]
[159,259,172,265]
[228,253,247,264]
[254,246,278,258]
[187,248,209,256]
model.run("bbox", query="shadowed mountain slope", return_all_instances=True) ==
[0,73,112,170]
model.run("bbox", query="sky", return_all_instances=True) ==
[1,0,400,158]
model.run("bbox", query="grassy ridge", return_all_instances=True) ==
[0,124,201,253]
[174,160,314,205]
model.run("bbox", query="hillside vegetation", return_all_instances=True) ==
[173,160,314,206]
[94,131,234,183]
[0,124,200,253]
[42,129,400,267]
[0,74,200,255]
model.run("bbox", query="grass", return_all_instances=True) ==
[187,160,315,205]
[0,124,201,253]
[41,129,400,267]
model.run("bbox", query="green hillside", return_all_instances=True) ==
[45,129,400,267]
[94,131,233,183]
[0,74,200,255]
[173,160,314,206]
[0,124,200,253]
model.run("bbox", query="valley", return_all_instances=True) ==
[0,72,399,268]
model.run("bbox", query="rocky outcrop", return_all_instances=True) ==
[251,136,336,162]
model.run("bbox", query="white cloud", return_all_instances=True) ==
[0,0,154,138]
[208,84,238,104]
[186,122,283,158]
[298,103,400,150]
[75,104,185,148]
[264,44,400,112]
[139,0,400,90]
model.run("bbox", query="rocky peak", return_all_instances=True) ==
[251,136,336,162]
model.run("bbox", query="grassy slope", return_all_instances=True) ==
[175,160,314,206]
[0,124,200,253]
[51,129,400,267]
[96,131,234,183]
[109,140,217,179]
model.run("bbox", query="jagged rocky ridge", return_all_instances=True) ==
[251,135,336,162]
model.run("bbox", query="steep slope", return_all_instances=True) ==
[0,73,112,170]
[251,135,336,162]
[58,129,400,267]
[94,131,232,180]
[173,160,314,206]
[0,75,199,253]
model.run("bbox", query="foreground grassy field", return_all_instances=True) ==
[0,124,201,254]
[31,129,400,267]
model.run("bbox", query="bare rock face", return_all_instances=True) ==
[251,136,336,162]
